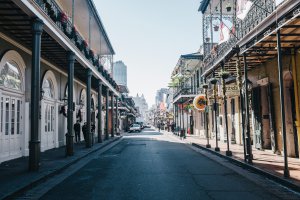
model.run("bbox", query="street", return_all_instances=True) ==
[34,129,293,200]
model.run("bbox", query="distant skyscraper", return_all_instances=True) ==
[113,61,127,86]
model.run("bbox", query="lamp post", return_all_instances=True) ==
[220,63,232,156]
[202,82,211,148]
[209,74,220,152]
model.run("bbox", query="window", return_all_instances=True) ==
[42,79,54,98]
[5,98,9,135]
[0,61,22,90]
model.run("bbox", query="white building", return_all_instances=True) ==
[132,94,149,122]
[113,61,127,86]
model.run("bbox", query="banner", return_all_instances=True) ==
[236,0,253,20]
[193,95,206,111]
[219,22,230,44]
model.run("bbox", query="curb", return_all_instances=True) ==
[3,136,122,200]
[191,142,300,193]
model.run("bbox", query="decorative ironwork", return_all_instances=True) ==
[202,0,276,75]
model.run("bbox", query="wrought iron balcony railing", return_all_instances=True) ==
[34,0,119,90]
[202,0,277,74]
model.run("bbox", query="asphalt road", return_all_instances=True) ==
[40,129,285,200]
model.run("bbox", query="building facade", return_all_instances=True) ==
[132,94,149,122]
[0,0,120,169]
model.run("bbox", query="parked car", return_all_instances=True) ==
[129,124,141,133]
[144,124,151,128]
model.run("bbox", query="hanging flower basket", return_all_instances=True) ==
[220,70,230,79]
[213,25,219,32]
[209,77,218,85]
[226,4,232,12]
[205,37,210,42]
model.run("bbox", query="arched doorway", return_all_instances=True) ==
[41,70,58,151]
[284,71,298,157]
[0,50,25,162]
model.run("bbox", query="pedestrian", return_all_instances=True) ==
[82,122,87,143]
[74,120,81,143]
[158,123,161,132]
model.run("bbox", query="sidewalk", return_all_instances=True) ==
[0,136,121,199]
[164,130,300,191]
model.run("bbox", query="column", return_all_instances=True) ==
[98,80,102,143]
[105,88,109,140]
[243,53,253,163]
[66,51,75,156]
[116,95,119,135]
[29,18,43,171]
[276,30,289,177]
[86,69,92,148]
[221,62,232,156]
[111,92,114,137]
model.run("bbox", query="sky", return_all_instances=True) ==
[95,0,202,106]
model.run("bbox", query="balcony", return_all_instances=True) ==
[202,0,277,75]
[34,0,118,89]
[173,83,197,104]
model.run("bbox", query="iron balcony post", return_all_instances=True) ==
[105,88,109,140]
[66,51,75,156]
[111,92,114,138]
[29,18,43,171]
[276,30,290,178]
[116,95,119,135]
[98,80,102,143]
[236,56,247,162]
[243,53,253,164]
[204,79,211,148]
[86,69,92,148]
[221,62,232,156]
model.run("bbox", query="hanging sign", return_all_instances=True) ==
[193,94,206,112]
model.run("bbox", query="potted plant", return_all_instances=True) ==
[226,3,232,12]
[60,12,68,29]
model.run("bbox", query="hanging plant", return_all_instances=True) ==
[43,0,52,9]
[205,37,210,42]
[219,70,230,79]
[201,83,209,89]
[213,25,219,32]
[72,26,78,40]
[59,105,67,117]
[209,77,218,85]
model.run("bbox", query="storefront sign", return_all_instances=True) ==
[218,84,239,97]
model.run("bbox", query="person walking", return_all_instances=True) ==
[82,122,87,143]
[74,120,81,143]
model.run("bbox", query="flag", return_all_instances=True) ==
[236,0,253,20]
[219,22,230,44]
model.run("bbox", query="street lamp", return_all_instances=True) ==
[209,74,220,152]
